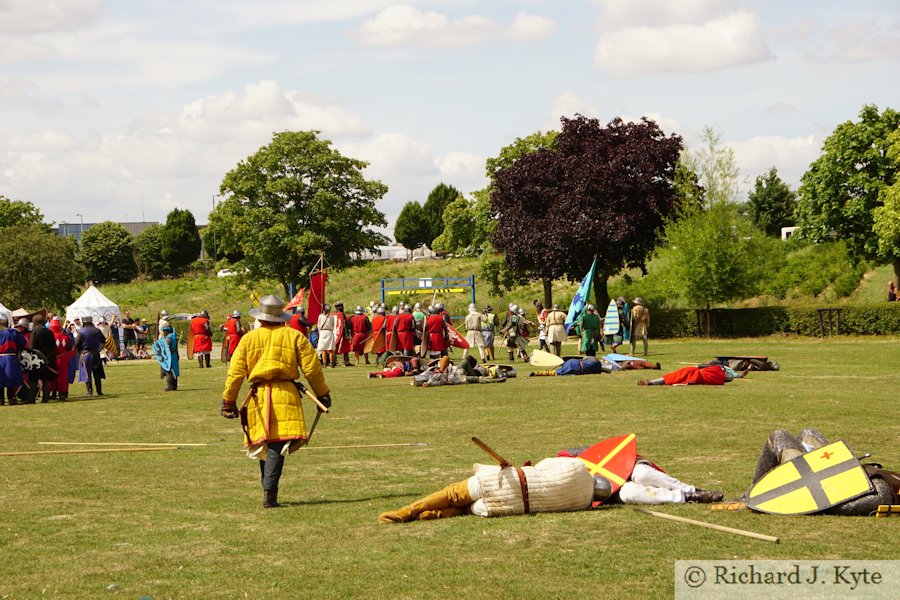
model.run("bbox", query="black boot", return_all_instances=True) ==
[205,355,211,368]
[198,357,204,369]
[684,489,724,503]
[263,490,279,508]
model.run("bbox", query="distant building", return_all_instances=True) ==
[781,226,798,240]
[353,244,438,262]
[57,221,158,244]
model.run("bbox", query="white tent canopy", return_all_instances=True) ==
[0,302,9,321]
[65,285,121,325]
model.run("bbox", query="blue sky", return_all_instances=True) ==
[2,0,899,235]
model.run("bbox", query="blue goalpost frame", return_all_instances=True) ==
[380,275,476,305]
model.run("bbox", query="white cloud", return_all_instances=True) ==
[358,4,497,47]
[728,134,820,192]
[177,80,371,144]
[547,91,600,129]
[508,13,557,40]
[595,10,771,76]
[816,22,900,61]
[594,0,737,29]
[357,4,555,47]
[200,0,403,29]
[0,0,102,34]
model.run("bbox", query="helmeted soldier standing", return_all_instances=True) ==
[220,295,332,509]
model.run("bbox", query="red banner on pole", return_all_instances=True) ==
[285,288,306,310]
[308,270,327,325]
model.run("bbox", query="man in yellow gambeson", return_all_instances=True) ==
[221,295,332,508]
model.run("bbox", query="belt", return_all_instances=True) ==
[0,353,16,356]
[512,466,530,514]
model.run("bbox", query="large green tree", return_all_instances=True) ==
[796,104,900,283]
[421,183,461,248]
[748,167,797,237]
[160,208,201,275]
[134,224,167,279]
[211,130,388,296]
[393,201,430,252]
[79,221,138,284]
[0,196,47,230]
[491,115,683,308]
[659,128,778,330]
[0,225,84,309]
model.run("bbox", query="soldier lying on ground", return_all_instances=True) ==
[379,441,722,523]
[530,355,660,377]
[637,364,746,386]
[410,355,509,387]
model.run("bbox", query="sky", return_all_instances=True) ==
[2,0,899,237]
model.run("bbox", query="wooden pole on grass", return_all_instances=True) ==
[39,442,208,447]
[0,447,178,457]
[634,508,780,544]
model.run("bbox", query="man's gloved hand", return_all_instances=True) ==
[317,394,332,412]
[221,400,239,419]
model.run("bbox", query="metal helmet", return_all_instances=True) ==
[232,310,241,317]
[414,302,421,310]
[201,309,209,318]
[585,304,594,311]
[297,306,305,314]
[552,304,560,310]
[323,303,332,312]
[391,305,399,315]
[510,304,518,314]
[592,475,612,501]
[160,309,169,317]
[17,318,30,328]
[435,303,444,311]
[369,300,376,307]
[355,305,364,314]
[376,306,385,315]
[518,308,526,315]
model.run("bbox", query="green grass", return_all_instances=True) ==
[1,336,898,599]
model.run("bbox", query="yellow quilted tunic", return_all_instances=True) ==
[222,323,329,446]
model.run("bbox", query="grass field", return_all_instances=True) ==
[1,336,898,599]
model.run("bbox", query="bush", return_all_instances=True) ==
[650,303,900,338]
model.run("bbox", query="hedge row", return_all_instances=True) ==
[653,304,900,338]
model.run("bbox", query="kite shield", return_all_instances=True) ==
[447,324,470,350]
[153,338,172,372]
[186,325,195,360]
[577,433,637,496]
[748,440,874,515]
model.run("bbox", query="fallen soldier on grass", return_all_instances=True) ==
[368,356,423,378]
[736,428,900,516]
[378,437,723,523]
[529,354,660,377]
[637,364,746,386]
[411,356,509,387]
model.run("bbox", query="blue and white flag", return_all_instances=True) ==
[565,258,596,333]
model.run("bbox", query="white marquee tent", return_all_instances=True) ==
[65,285,121,325]
[0,302,9,321]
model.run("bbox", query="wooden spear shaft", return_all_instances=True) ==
[300,443,427,450]
[39,442,208,447]
[0,447,178,457]
[634,508,780,544]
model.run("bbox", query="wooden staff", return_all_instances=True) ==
[0,447,178,457]
[39,442,208,447]
[471,437,512,468]
[634,508,780,544]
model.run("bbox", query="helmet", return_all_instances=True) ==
[232,310,241,317]
[414,302,421,310]
[323,303,331,312]
[17,318,30,328]
[484,305,493,313]
[427,305,436,314]
[369,300,376,307]
[297,306,305,314]
[335,302,344,310]
[160,309,169,317]
[355,305,364,314]
[510,304,518,313]
[633,297,646,307]
[585,304,594,311]
[518,308,525,315]
[615,297,625,307]
[468,303,477,312]
[201,309,209,318]
[391,306,399,315]
[376,306,385,315]
[552,304,559,310]
[592,475,612,501]
[435,303,444,311]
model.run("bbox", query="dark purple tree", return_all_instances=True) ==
[491,115,683,308]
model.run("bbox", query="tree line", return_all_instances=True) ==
[3,103,897,313]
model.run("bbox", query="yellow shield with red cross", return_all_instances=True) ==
[577,433,637,496]
[748,441,873,515]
